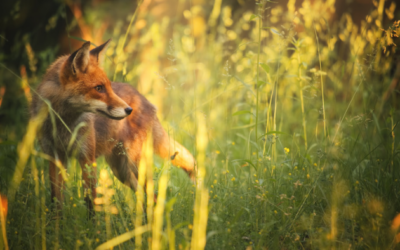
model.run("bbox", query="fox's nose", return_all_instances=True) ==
[125,107,133,115]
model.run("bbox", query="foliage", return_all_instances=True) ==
[1,0,400,249]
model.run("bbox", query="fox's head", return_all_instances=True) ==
[60,40,132,120]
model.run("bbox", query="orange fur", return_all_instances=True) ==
[31,40,196,215]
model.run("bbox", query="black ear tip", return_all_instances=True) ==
[82,41,91,49]
[102,39,111,47]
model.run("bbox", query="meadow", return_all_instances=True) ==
[1,0,400,249]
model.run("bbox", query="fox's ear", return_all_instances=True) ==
[90,39,111,65]
[69,41,91,75]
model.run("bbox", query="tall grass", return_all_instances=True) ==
[1,0,400,249]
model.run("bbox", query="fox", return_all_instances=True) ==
[30,40,196,214]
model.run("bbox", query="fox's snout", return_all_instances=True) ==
[103,95,132,120]
[94,100,132,120]
[125,107,133,115]
[104,105,132,120]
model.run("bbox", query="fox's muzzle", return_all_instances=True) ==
[125,107,133,115]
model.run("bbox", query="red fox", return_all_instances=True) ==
[30,40,196,214]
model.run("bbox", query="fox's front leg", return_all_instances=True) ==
[49,161,65,216]
[81,159,97,217]
[80,133,97,217]
[70,124,98,217]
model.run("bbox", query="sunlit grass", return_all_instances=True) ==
[1,0,400,249]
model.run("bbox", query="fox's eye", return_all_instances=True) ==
[95,85,104,93]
